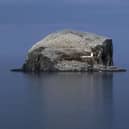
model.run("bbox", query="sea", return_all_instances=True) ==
[0,2,129,129]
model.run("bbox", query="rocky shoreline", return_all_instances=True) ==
[11,65,126,72]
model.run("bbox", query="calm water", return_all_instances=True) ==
[0,3,129,129]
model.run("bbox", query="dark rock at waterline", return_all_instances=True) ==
[11,68,23,72]
[15,30,126,72]
[92,65,126,72]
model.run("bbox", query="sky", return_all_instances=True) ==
[0,0,129,24]
[0,0,128,6]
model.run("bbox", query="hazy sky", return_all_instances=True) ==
[0,0,129,24]
[0,0,128,5]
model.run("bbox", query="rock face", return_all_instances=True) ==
[22,30,115,72]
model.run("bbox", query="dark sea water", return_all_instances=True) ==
[0,2,129,129]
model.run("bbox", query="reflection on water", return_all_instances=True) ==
[23,72,113,129]
[1,70,129,129]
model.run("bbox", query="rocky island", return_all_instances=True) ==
[12,30,126,72]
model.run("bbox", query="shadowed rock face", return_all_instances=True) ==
[22,30,114,72]
[91,39,113,66]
